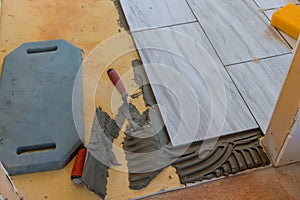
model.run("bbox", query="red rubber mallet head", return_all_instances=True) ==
[71,147,87,185]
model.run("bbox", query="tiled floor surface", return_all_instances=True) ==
[120,0,298,146]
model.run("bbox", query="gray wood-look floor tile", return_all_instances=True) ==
[228,54,292,133]
[254,0,300,9]
[119,0,196,32]
[187,0,291,66]
[264,8,298,48]
[132,23,258,146]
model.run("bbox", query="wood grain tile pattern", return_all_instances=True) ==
[133,23,257,146]
[228,54,292,133]
[254,0,300,9]
[187,0,291,65]
[119,0,196,32]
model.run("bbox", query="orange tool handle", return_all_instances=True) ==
[71,147,87,179]
[107,68,128,97]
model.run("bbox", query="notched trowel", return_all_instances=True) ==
[81,108,120,199]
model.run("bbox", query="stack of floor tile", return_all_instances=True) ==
[119,0,293,146]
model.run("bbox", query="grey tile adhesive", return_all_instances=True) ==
[124,59,270,189]
[82,107,120,199]
[122,60,170,190]
[122,103,170,190]
[171,129,270,184]
[0,40,83,175]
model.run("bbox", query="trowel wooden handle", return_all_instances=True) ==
[107,68,128,97]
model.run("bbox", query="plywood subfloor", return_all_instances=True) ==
[0,1,182,199]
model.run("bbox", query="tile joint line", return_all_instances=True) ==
[184,0,261,127]
[225,52,293,68]
[130,20,198,34]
